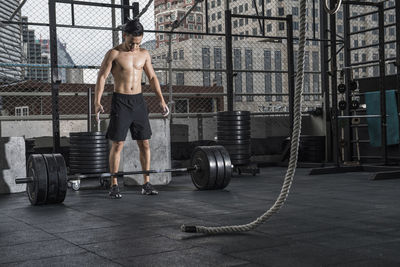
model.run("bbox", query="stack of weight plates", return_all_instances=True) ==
[217,111,251,166]
[69,132,109,174]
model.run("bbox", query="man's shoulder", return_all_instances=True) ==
[140,48,150,55]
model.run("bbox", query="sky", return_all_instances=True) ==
[21,0,156,82]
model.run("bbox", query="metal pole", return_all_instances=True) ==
[286,15,295,138]
[343,3,353,162]
[111,0,119,46]
[329,2,340,166]
[378,3,388,164]
[121,0,130,24]
[49,0,60,153]
[225,10,233,111]
[87,87,92,132]
[396,0,400,141]
[167,33,173,120]
[320,1,331,162]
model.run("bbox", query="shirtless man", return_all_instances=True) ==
[94,19,168,198]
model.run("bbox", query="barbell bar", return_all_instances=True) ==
[16,145,233,205]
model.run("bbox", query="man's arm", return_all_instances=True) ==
[143,50,168,116]
[94,49,117,114]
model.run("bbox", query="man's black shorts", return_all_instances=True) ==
[106,92,152,141]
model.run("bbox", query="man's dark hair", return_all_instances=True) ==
[123,19,144,36]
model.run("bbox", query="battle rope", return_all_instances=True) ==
[181,0,307,234]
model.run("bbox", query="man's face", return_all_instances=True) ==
[123,33,143,51]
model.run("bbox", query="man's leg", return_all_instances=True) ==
[137,140,158,195]
[108,140,124,198]
[137,140,150,183]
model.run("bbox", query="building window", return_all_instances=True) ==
[173,51,178,60]
[217,12,222,19]
[175,99,188,113]
[197,15,202,23]
[202,47,211,86]
[218,24,222,32]
[179,49,184,60]
[278,22,285,31]
[214,47,222,86]
[15,106,29,116]
[264,50,272,102]
[234,48,242,102]
[176,72,184,85]
[275,51,282,101]
[245,49,253,102]
[278,7,284,16]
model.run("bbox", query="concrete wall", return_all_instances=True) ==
[0,137,26,194]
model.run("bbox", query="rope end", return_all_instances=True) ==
[181,224,197,233]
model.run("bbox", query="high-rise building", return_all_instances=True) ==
[154,0,204,48]
[0,1,23,83]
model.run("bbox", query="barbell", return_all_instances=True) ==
[15,145,233,205]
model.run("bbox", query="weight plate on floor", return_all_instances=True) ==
[227,149,251,155]
[217,120,251,126]
[190,146,216,190]
[70,135,107,141]
[43,154,59,204]
[218,139,251,145]
[70,143,108,148]
[217,115,251,121]
[217,130,251,136]
[53,154,67,204]
[210,146,226,189]
[216,145,232,189]
[26,154,48,205]
[229,154,251,160]
[69,163,109,169]
[69,168,109,174]
[217,125,251,131]
[69,159,108,165]
[217,111,250,116]
[70,132,106,137]
[222,144,251,151]
[69,155,108,161]
[69,147,109,153]
[231,158,251,165]
[69,151,108,157]
[70,139,108,145]
[217,134,251,140]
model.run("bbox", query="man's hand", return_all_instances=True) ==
[160,101,169,117]
[95,103,104,122]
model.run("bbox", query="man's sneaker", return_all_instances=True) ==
[141,182,158,195]
[109,185,122,199]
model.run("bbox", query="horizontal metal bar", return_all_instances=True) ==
[349,43,380,51]
[1,20,49,27]
[55,0,135,9]
[348,10,378,20]
[338,115,388,119]
[70,167,198,180]
[231,14,288,21]
[15,177,33,184]
[350,140,370,143]
[343,1,380,7]
[349,27,378,36]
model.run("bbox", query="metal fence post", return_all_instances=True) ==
[224,10,233,112]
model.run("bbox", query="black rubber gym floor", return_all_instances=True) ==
[1,167,399,266]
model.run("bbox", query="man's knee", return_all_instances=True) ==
[111,141,124,153]
[137,140,150,151]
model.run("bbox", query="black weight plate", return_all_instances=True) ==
[217,130,251,136]
[217,120,251,126]
[43,154,59,204]
[69,163,109,169]
[230,154,251,160]
[70,143,108,149]
[53,154,67,204]
[26,154,48,205]
[190,147,216,190]
[70,168,109,174]
[70,135,107,141]
[69,155,108,161]
[349,80,358,91]
[70,131,105,136]
[222,144,251,151]
[217,111,250,116]
[218,139,251,145]
[227,150,252,156]
[217,115,251,121]
[69,159,108,165]
[217,135,251,140]
[69,147,109,153]
[69,151,108,157]
[338,100,347,110]
[216,145,232,189]
[217,125,251,131]
[210,146,225,189]
[70,139,108,145]
[231,158,251,165]
[338,83,346,94]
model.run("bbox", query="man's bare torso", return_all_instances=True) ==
[111,45,147,95]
